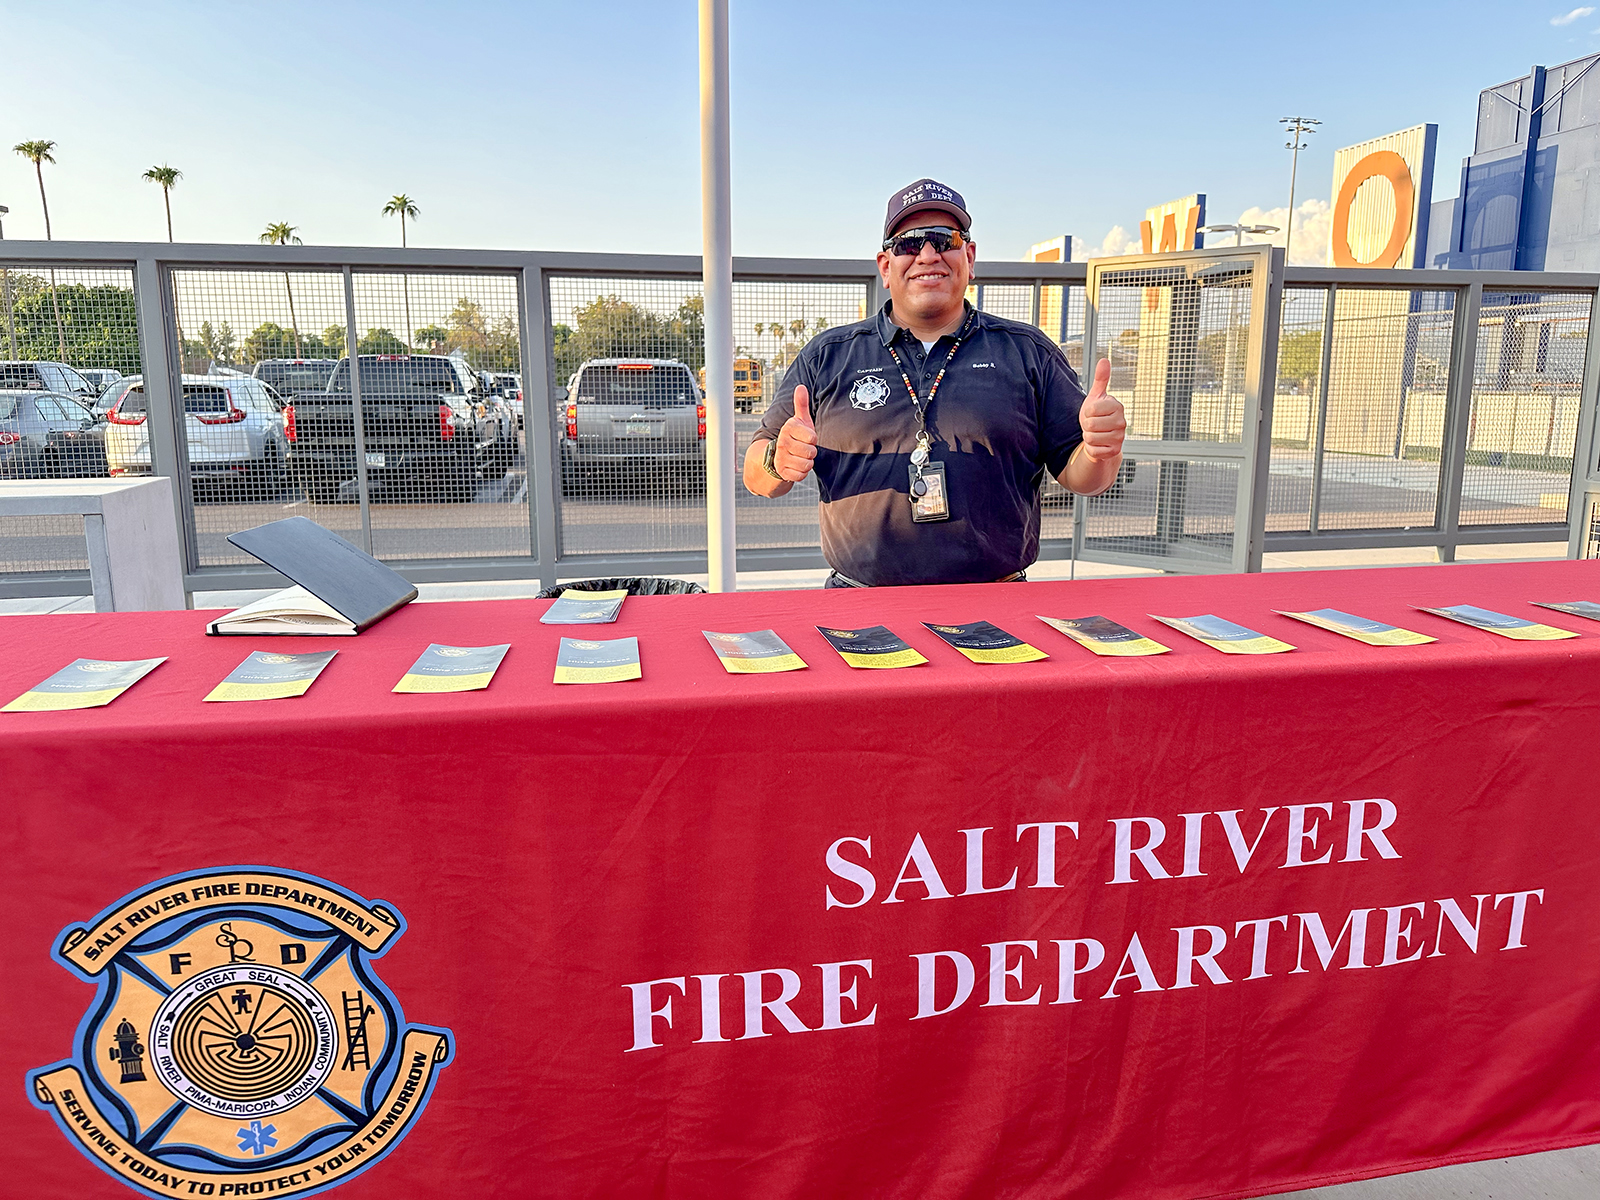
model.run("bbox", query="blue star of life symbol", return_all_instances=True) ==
[237,1119,279,1156]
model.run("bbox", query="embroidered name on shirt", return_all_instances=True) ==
[972,362,997,368]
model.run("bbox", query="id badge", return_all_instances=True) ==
[910,462,950,522]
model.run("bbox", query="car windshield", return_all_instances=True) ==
[0,396,23,420]
[329,357,464,393]
[575,366,697,405]
[256,362,335,393]
[0,365,43,389]
[182,386,231,414]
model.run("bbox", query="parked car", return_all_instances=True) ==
[484,371,523,428]
[101,374,289,493]
[79,368,125,393]
[557,359,705,495]
[285,354,514,503]
[252,358,338,398]
[0,390,109,478]
[0,360,100,402]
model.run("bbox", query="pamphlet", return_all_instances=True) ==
[1531,600,1600,623]
[815,625,928,669]
[393,643,511,693]
[702,630,807,674]
[1149,614,1295,655]
[1037,615,1170,657]
[1415,604,1579,641]
[921,621,1048,664]
[540,590,627,625]
[204,650,338,702]
[1275,608,1436,646]
[553,637,641,684]
[3,657,166,713]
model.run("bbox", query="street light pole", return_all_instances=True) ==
[1279,117,1320,263]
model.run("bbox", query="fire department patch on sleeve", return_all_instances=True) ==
[27,866,453,1198]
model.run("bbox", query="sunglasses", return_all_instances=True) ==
[882,226,971,257]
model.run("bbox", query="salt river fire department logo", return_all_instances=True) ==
[28,866,453,1198]
[849,375,890,411]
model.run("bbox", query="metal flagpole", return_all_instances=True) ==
[700,0,736,592]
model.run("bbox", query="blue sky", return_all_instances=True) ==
[2,0,1598,262]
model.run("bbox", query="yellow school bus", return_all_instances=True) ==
[699,358,765,413]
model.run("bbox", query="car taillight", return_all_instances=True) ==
[197,403,246,425]
[439,403,455,441]
[565,402,578,439]
[697,403,706,440]
[0,430,19,446]
[106,401,146,426]
[284,404,296,442]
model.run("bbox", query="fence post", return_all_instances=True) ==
[1436,282,1482,563]
[133,256,196,591]
[1306,283,1337,534]
[1242,248,1285,572]
[1566,288,1600,558]
[519,266,559,591]
[341,267,374,555]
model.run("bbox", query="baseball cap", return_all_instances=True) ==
[883,179,971,238]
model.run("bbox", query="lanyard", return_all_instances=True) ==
[882,311,974,453]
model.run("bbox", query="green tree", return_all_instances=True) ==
[551,296,704,382]
[198,320,236,366]
[1,274,141,370]
[321,325,346,359]
[358,327,408,355]
[13,139,66,359]
[382,195,420,351]
[789,318,806,341]
[1277,329,1323,390]
[259,222,304,357]
[413,324,448,353]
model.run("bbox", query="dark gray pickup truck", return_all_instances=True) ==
[283,354,516,502]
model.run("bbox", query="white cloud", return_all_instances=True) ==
[1552,6,1594,25]
[1073,225,1140,261]
[1077,202,1332,266]
[1209,199,1333,266]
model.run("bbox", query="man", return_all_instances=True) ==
[743,178,1127,587]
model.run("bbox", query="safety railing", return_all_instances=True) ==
[1,241,1595,597]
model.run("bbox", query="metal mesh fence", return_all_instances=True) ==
[352,271,526,561]
[1313,288,1453,532]
[1459,291,1586,527]
[1266,287,1328,534]
[547,275,865,557]
[2,514,89,573]
[169,269,530,568]
[0,265,136,534]
[1080,457,1240,566]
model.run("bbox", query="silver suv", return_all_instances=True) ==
[557,359,705,494]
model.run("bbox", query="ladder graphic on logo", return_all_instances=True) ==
[341,991,376,1071]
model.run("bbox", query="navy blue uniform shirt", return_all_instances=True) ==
[755,300,1087,586]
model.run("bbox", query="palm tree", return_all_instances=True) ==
[789,318,807,341]
[13,139,66,359]
[259,222,303,358]
[143,165,181,241]
[381,195,419,349]
[143,166,188,364]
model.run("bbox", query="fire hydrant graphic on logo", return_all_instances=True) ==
[28,866,453,1198]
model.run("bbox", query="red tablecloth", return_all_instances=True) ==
[6,560,1600,1200]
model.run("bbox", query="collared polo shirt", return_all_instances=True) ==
[755,301,1086,586]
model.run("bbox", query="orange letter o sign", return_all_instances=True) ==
[1331,150,1415,269]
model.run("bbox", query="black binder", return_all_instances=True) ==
[226,517,417,633]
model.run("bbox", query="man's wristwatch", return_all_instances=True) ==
[761,437,783,481]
